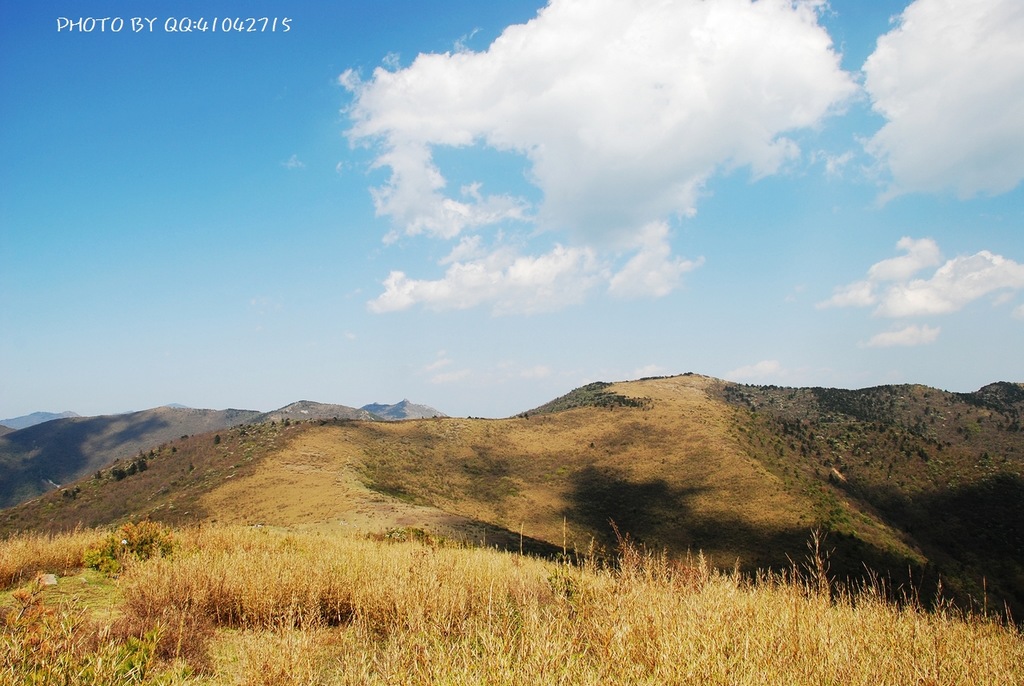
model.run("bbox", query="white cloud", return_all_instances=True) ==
[875,251,1024,317]
[519,365,552,379]
[430,368,471,384]
[421,351,471,384]
[863,324,941,348]
[632,364,669,379]
[821,237,1024,345]
[818,279,875,309]
[812,150,855,178]
[824,151,854,178]
[282,154,305,170]
[863,0,1024,200]
[423,352,453,373]
[365,145,531,240]
[368,223,704,314]
[866,236,942,282]
[608,221,704,299]
[726,360,783,382]
[367,243,603,315]
[818,237,941,310]
[818,237,1024,316]
[344,0,856,311]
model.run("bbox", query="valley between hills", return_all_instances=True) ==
[2,373,1022,620]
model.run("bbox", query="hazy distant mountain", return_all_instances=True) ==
[361,399,447,420]
[0,411,80,431]
[0,406,261,508]
[0,399,437,508]
[254,401,376,424]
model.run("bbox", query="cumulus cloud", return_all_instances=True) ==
[367,242,603,315]
[821,237,1024,346]
[367,145,531,240]
[608,222,704,299]
[863,0,1024,200]
[875,251,1024,317]
[344,0,856,312]
[863,324,941,348]
[867,236,942,282]
[818,237,941,310]
[821,237,1024,318]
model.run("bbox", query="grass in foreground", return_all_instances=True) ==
[2,523,1022,685]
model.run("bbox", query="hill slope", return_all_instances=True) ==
[2,374,1021,619]
[716,379,1024,619]
[0,407,261,508]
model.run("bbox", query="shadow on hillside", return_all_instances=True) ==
[451,519,566,559]
[563,465,809,568]
[0,414,172,508]
[561,465,947,604]
[857,473,1024,620]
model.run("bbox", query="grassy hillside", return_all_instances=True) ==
[0,420,308,534]
[3,524,1022,685]
[716,381,1024,618]
[2,374,1022,620]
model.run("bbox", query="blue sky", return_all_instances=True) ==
[2,0,1022,419]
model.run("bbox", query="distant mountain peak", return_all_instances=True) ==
[256,401,376,423]
[0,411,80,431]
[361,400,446,420]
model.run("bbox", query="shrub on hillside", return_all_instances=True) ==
[83,521,175,576]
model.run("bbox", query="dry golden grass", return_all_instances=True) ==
[8,524,1013,686]
[0,527,106,589]
[197,375,870,570]
[2,523,1022,685]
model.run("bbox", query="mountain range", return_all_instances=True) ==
[1,374,1021,620]
[0,399,445,508]
[361,399,447,420]
[0,410,80,431]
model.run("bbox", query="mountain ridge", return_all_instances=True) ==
[361,399,448,420]
[0,410,80,431]
[0,398,444,509]
[1,374,1021,619]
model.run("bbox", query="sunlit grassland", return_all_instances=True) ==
[3,375,935,587]
[201,375,852,570]
[3,524,1022,685]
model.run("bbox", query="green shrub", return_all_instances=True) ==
[83,522,175,576]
